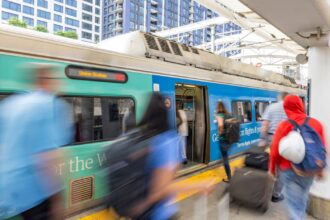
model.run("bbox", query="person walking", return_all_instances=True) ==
[259,92,288,202]
[0,63,73,220]
[269,95,326,220]
[216,101,232,182]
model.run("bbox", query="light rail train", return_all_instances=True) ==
[0,24,306,217]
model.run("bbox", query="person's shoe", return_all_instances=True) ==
[222,178,230,183]
[182,160,188,165]
[271,194,284,203]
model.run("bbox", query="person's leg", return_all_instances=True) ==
[280,170,314,220]
[220,142,231,180]
[272,167,284,202]
[180,136,187,162]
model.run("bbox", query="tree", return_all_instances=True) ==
[8,18,27,28]
[34,25,48,33]
[55,31,78,39]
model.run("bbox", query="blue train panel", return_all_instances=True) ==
[152,75,279,162]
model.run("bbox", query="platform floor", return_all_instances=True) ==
[178,183,317,220]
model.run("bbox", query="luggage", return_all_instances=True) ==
[103,128,154,217]
[229,167,274,212]
[244,146,269,171]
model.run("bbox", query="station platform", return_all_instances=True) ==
[71,157,317,220]
[178,182,317,220]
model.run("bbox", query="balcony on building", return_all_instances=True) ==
[151,0,158,6]
[115,12,123,21]
[150,24,158,32]
[114,4,123,12]
[114,0,123,3]
[115,25,123,32]
[150,8,158,14]
[150,16,158,23]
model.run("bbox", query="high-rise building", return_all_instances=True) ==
[102,0,241,56]
[0,0,101,42]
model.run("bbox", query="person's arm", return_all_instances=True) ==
[131,166,216,216]
[269,121,286,176]
[217,115,224,134]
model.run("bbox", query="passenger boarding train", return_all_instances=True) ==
[0,24,306,216]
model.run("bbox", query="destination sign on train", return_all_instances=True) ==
[65,65,128,83]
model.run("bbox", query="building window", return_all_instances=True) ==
[65,7,76,17]
[23,0,34,4]
[65,17,79,27]
[82,3,92,12]
[2,0,21,12]
[82,13,92,22]
[54,4,63,12]
[37,20,47,27]
[23,5,34,15]
[82,22,92,31]
[53,24,63,32]
[232,101,252,123]
[82,31,92,40]
[65,27,76,32]
[54,14,62,22]
[63,97,135,143]
[1,11,18,20]
[95,25,99,32]
[95,16,100,24]
[23,16,34,26]
[95,0,100,6]
[54,0,63,2]
[84,0,92,3]
[37,9,51,19]
[95,34,99,42]
[37,0,48,8]
[65,0,77,7]
[95,8,100,15]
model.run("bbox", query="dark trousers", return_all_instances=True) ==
[21,199,52,220]
[220,142,231,180]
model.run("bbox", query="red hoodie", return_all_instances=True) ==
[269,95,326,175]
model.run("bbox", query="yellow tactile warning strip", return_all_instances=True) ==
[79,157,245,220]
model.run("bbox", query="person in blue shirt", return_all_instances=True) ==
[131,93,215,220]
[0,64,73,220]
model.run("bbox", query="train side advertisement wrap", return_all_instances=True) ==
[65,65,128,83]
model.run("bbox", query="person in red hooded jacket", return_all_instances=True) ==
[269,95,326,220]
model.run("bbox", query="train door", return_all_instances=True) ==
[175,83,209,166]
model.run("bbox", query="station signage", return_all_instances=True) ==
[65,65,128,83]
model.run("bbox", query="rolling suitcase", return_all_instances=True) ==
[229,167,274,212]
[244,146,269,171]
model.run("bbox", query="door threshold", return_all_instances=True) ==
[177,163,207,177]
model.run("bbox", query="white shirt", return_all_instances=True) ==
[177,109,188,136]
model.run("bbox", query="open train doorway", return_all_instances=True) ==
[175,83,209,168]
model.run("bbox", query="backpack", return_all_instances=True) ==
[103,128,154,217]
[223,115,241,145]
[287,117,326,175]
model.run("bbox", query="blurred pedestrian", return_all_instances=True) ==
[216,101,231,182]
[0,63,73,220]
[259,92,288,202]
[131,93,215,220]
[176,101,188,164]
[269,95,326,220]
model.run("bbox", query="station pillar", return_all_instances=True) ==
[308,47,330,219]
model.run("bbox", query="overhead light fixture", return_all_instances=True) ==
[296,54,308,64]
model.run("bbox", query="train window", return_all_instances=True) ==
[255,101,269,121]
[63,97,135,144]
[232,101,252,123]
